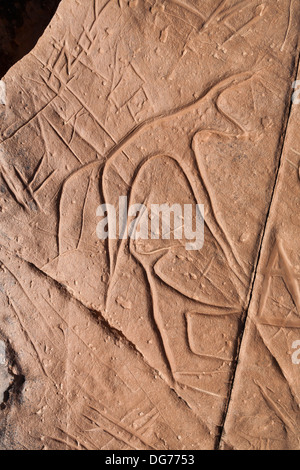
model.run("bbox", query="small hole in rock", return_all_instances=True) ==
[0,0,61,77]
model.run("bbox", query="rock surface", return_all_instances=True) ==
[0,0,299,450]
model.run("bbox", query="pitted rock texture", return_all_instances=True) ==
[0,0,300,450]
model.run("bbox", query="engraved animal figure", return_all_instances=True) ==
[59,71,256,394]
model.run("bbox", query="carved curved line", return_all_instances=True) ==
[109,153,241,378]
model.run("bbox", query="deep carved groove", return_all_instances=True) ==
[0,0,61,77]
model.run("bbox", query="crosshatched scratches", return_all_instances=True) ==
[0,0,300,450]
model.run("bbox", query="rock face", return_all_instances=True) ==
[0,0,62,77]
[0,0,299,450]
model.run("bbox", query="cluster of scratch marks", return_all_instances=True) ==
[154,254,241,311]
[55,0,109,80]
[218,38,300,449]
[43,115,83,165]
[1,249,202,448]
[61,387,153,451]
[255,325,299,403]
[255,381,298,436]
[192,132,249,291]
[26,151,57,198]
[42,299,138,397]
[0,0,113,150]
[85,404,156,450]
[76,172,94,250]
[47,435,89,451]
[121,372,191,444]
[1,264,69,385]
[57,162,103,256]
[34,53,115,148]
[0,158,30,212]
[198,0,229,33]
[0,145,58,213]
[64,0,121,92]
[58,424,100,451]
[114,156,239,403]
[70,424,106,451]
[35,56,106,140]
[218,0,254,23]
[64,345,199,449]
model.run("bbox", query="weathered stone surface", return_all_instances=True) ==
[0,0,299,450]
[0,0,61,77]
[221,65,300,451]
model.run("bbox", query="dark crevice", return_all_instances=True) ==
[0,372,25,411]
[0,0,61,78]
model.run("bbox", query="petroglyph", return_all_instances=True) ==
[0,0,300,450]
[0,81,6,106]
[258,239,300,327]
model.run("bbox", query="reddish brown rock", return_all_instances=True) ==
[0,0,299,450]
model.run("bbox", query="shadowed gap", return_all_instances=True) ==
[0,0,61,77]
